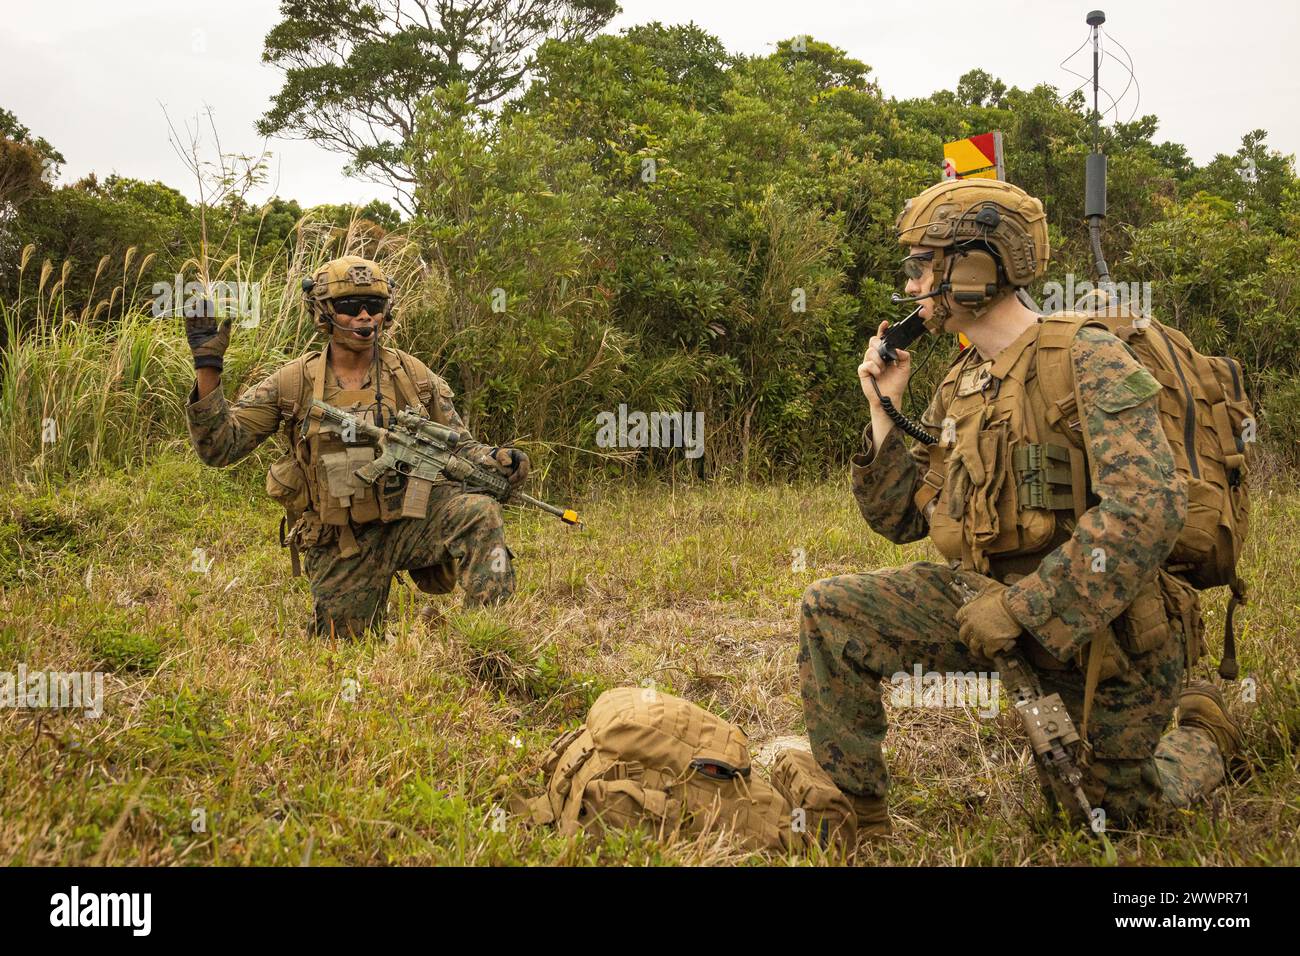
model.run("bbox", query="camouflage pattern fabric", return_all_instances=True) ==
[301,486,514,638]
[1153,726,1226,809]
[1003,327,1187,661]
[854,326,1187,661]
[186,351,494,470]
[797,561,1222,822]
[800,325,1226,822]
[186,348,514,637]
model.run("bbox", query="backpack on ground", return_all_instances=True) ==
[523,687,792,852]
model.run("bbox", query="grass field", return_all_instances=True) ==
[2,451,1297,865]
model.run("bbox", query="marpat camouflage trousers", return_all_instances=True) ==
[798,561,1225,824]
[303,487,514,638]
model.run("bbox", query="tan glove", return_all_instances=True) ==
[955,582,1024,660]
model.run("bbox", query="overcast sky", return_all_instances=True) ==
[2,0,1295,209]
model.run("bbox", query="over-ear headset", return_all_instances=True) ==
[945,246,1004,308]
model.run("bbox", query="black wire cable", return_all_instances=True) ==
[1101,53,1135,125]
[871,377,937,445]
[904,327,942,412]
[1056,31,1092,77]
[1059,25,1130,144]
[371,329,386,430]
[1102,27,1142,124]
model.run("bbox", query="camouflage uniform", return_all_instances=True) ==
[799,325,1226,823]
[187,348,515,637]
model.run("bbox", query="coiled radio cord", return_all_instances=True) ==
[870,377,937,445]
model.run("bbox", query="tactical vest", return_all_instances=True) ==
[920,310,1253,603]
[916,314,1175,741]
[915,315,1088,581]
[915,312,1251,731]
[265,344,446,566]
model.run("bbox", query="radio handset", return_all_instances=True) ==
[868,306,938,446]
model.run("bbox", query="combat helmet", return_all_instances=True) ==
[302,256,394,331]
[896,179,1049,330]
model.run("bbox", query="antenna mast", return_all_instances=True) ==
[1085,10,1110,284]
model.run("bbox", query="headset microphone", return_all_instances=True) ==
[325,316,377,338]
[890,287,946,305]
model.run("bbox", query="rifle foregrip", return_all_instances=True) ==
[471,463,512,499]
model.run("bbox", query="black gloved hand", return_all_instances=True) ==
[185,299,232,371]
[487,447,531,487]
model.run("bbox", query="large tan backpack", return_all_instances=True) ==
[1036,304,1255,677]
[524,687,793,852]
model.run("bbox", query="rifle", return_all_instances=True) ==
[951,579,1099,835]
[310,399,581,527]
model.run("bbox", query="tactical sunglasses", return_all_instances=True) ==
[901,250,936,280]
[331,295,388,317]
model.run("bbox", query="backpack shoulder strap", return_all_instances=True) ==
[271,349,323,578]
[276,348,329,439]
[381,347,437,416]
[276,352,309,423]
[290,346,330,441]
[1035,312,1108,438]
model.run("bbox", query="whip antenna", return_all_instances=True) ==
[1085,10,1110,284]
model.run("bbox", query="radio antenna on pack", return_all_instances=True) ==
[1085,10,1110,285]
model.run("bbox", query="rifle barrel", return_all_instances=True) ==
[311,398,582,527]
[514,492,581,526]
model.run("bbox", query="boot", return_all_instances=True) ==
[848,793,892,837]
[1177,680,1248,779]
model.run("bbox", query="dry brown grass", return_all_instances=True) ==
[1,453,1296,865]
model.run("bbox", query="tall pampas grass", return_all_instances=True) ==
[0,208,425,486]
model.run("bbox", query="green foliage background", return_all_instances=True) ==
[2,24,1298,487]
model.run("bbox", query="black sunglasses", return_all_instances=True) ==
[901,250,936,280]
[331,296,388,317]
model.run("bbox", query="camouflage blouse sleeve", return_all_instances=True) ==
[848,389,944,544]
[1003,326,1188,661]
[186,370,284,467]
